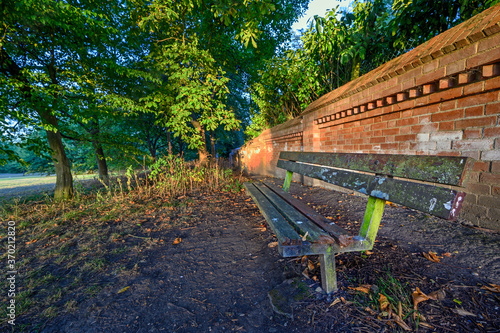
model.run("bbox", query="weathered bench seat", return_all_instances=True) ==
[244,151,473,293]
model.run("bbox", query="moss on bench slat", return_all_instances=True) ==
[280,151,473,186]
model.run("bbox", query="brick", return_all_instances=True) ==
[473,161,491,172]
[458,72,475,85]
[416,68,446,86]
[409,88,422,98]
[468,183,491,195]
[457,91,499,108]
[393,99,415,112]
[397,92,409,102]
[460,151,481,159]
[464,81,485,95]
[396,117,418,127]
[382,128,399,136]
[485,75,500,91]
[452,139,493,150]
[440,100,457,111]
[446,60,466,76]
[455,116,496,129]
[429,86,463,104]
[412,123,439,133]
[478,195,500,208]
[483,63,500,77]
[410,141,437,151]
[467,46,500,69]
[439,42,476,67]
[484,126,500,138]
[395,134,416,142]
[370,137,386,144]
[431,109,463,122]
[494,186,500,195]
[477,32,500,53]
[439,77,456,89]
[491,161,500,173]
[422,83,437,94]
[416,133,430,141]
[398,126,411,135]
[464,129,482,139]
[465,105,485,117]
[439,121,455,131]
[485,102,500,115]
[381,143,399,150]
[376,99,386,107]
[482,150,500,161]
[431,131,463,141]
[382,112,400,121]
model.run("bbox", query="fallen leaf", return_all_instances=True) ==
[365,250,374,255]
[419,322,434,329]
[117,286,130,294]
[481,283,500,293]
[442,252,452,257]
[301,256,308,265]
[379,293,390,311]
[413,287,432,310]
[268,241,278,248]
[423,251,441,263]
[307,260,315,271]
[172,237,182,245]
[302,268,310,279]
[428,289,445,300]
[398,301,403,317]
[348,284,371,294]
[452,308,476,317]
[301,231,309,241]
[329,298,341,307]
[365,307,377,315]
[393,314,412,331]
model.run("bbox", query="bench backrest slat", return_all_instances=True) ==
[277,159,465,220]
[279,151,473,186]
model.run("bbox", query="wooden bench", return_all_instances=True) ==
[244,151,474,293]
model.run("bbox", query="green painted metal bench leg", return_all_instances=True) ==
[319,247,337,293]
[358,196,386,249]
[283,170,293,192]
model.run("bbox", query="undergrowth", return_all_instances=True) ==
[0,156,245,331]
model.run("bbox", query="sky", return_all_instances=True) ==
[292,0,353,32]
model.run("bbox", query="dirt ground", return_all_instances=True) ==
[3,177,500,332]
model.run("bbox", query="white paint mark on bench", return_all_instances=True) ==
[378,177,386,184]
[443,200,452,211]
[429,198,437,212]
[297,221,303,224]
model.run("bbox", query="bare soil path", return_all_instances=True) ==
[3,177,499,332]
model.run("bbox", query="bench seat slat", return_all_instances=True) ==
[244,183,301,243]
[262,182,349,240]
[253,183,332,243]
[280,151,472,186]
[277,159,465,220]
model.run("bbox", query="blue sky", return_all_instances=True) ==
[292,0,353,31]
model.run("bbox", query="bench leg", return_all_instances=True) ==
[283,170,293,192]
[358,196,386,249]
[319,247,337,293]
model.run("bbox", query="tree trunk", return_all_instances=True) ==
[191,119,209,165]
[89,120,109,182]
[92,140,109,182]
[210,130,215,158]
[41,111,73,200]
[167,131,172,154]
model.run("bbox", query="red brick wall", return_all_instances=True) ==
[240,4,500,230]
